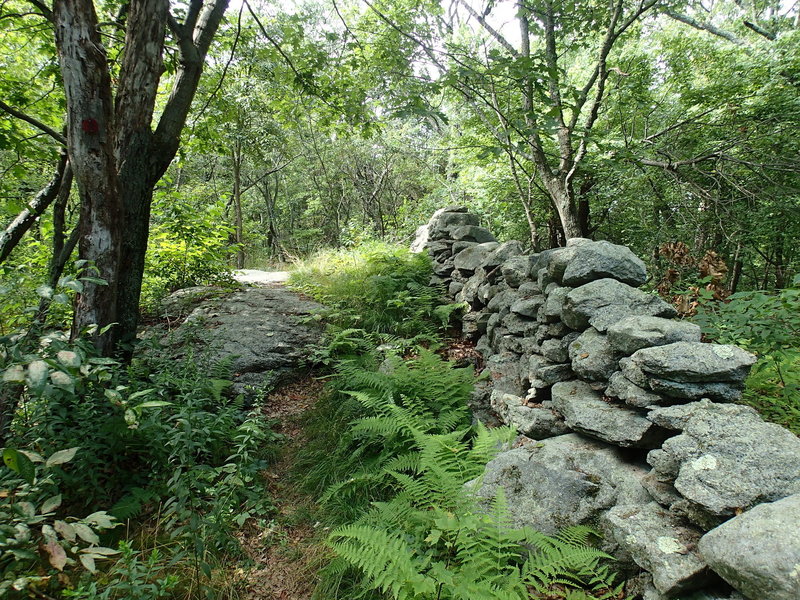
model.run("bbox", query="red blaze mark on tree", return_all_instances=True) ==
[81,118,99,134]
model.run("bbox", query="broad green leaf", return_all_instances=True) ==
[79,554,96,573]
[41,495,62,514]
[54,520,76,542]
[73,523,99,545]
[134,400,173,410]
[3,448,36,484]
[85,511,116,529]
[45,447,79,467]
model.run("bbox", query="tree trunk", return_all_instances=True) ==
[233,144,245,269]
[54,0,122,355]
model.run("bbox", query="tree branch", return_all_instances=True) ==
[664,9,744,45]
[0,99,65,144]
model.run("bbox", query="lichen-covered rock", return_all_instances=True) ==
[551,381,667,448]
[562,240,648,287]
[507,403,570,439]
[453,242,500,272]
[647,401,800,524]
[450,225,497,244]
[469,434,651,535]
[528,356,573,386]
[486,352,526,396]
[562,279,677,332]
[606,371,666,408]
[568,328,622,382]
[607,316,702,355]
[603,503,710,596]
[699,493,800,600]
[630,342,756,384]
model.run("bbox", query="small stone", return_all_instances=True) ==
[453,242,500,272]
[507,404,570,439]
[568,328,622,382]
[450,225,497,244]
[606,371,666,408]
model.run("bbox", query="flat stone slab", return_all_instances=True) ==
[552,381,667,448]
[607,316,701,356]
[629,342,756,384]
[699,493,800,600]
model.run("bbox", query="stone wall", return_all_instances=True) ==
[412,206,800,600]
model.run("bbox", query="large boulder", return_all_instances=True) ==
[501,255,534,287]
[698,493,800,600]
[469,433,651,534]
[647,401,800,526]
[607,316,702,356]
[551,381,668,448]
[603,503,710,597]
[562,240,648,287]
[562,279,677,332]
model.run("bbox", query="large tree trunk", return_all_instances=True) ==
[54,0,122,354]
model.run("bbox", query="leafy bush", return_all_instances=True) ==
[694,278,800,433]
[289,242,463,340]
[1,331,280,596]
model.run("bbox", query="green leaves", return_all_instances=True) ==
[3,448,35,484]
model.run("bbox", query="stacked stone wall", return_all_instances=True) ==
[413,206,800,600]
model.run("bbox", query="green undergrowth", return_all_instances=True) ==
[1,329,281,598]
[290,243,626,600]
[694,278,800,434]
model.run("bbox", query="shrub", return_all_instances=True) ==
[694,278,800,433]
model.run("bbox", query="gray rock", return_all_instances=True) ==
[699,493,800,600]
[646,400,749,431]
[603,503,710,596]
[542,286,571,322]
[448,281,464,296]
[453,242,501,272]
[485,240,525,267]
[620,357,653,388]
[607,316,702,356]
[562,279,677,332]
[489,389,523,422]
[507,404,570,439]
[642,471,684,507]
[510,297,544,318]
[551,381,668,448]
[501,256,533,287]
[606,371,666,408]
[647,401,800,523]
[630,342,757,384]
[502,313,532,336]
[170,286,323,393]
[431,210,479,233]
[451,240,477,254]
[486,352,526,396]
[545,247,579,283]
[487,288,518,312]
[451,225,497,244]
[470,433,651,534]
[647,379,746,403]
[540,333,580,364]
[568,328,622,382]
[517,281,542,297]
[529,356,573,386]
[562,240,647,287]
[456,276,483,306]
